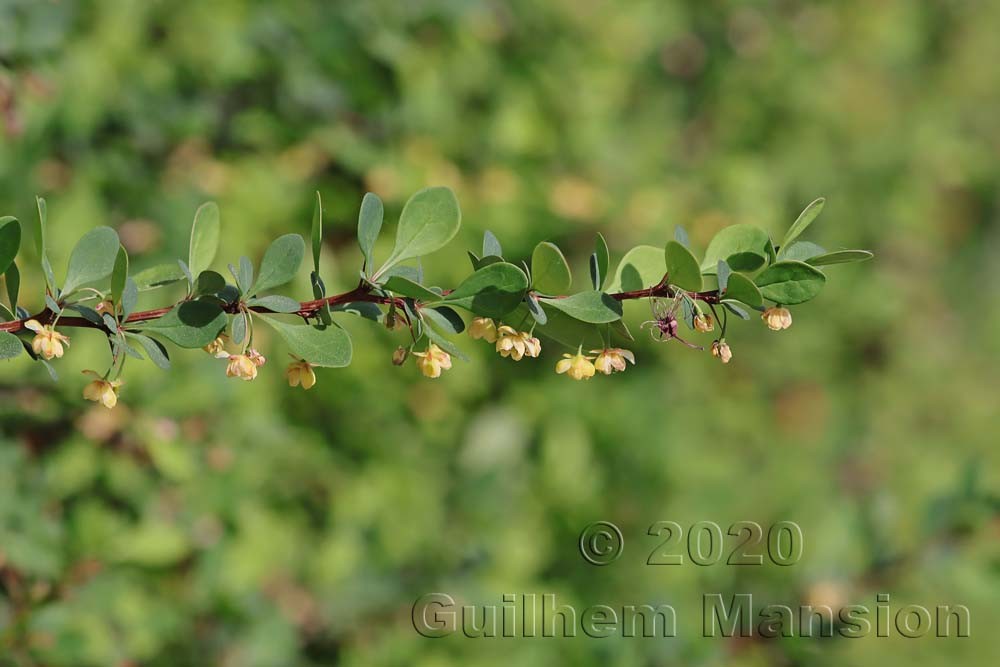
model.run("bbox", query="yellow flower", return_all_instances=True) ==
[762,306,793,331]
[590,348,635,375]
[24,319,70,360]
[203,334,228,355]
[224,354,258,381]
[468,317,498,343]
[555,350,596,380]
[694,314,714,333]
[286,359,316,390]
[413,343,452,378]
[247,348,267,367]
[496,325,541,360]
[82,370,122,409]
[711,340,733,364]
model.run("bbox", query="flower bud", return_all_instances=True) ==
[762,306,793,331]
[203,334,227,355]
[468,317,498,343]
[392,346,409,366]
[711,340,733,364]
[693,314,714,333]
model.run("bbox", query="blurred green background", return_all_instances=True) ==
[1,0,998,665]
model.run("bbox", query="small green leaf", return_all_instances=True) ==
[62,227,121,294]
[674,225,690,248]
[482,230,502,258]
[717,260,731,293]
[311,191,323,273]
[807,250,874,266]
[236,257,254,294]
[723,272,763,308]
[701,224,772,273]
[136,301,226,348]
[593,232,609,289]
[382,275,439,301]
[247,295,301,314]
[379,187,461,274]
[780,241,826,262]
[423,306,465,334]
[111,245,128,305]
[722,301,751,320]
[193,270,226,296]
[0,217,20,276]
[540,291,622,323]
[121,278,139,319]
[132,263,187,291]
[35,197,55,293]
[357,192,384,272]
[754,261,826,305]
[0,331,22,360]
[526,293,547,325]
[252,234,304,295]
[437,262,529,318]
[665,240,703,291]
[0,303,14,322]
[188,202,221,278]
[606,245,664,293]
[257,314,352,368]
[126,332,171,370]
[231,312,247,345]
[331,301,382,322]
[531,241,572,294]
[5,262,19,310]
[780,197,825,252]
[422,325,468,362]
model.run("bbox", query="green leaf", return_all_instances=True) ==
[125,333,171,370]
[252,234,304,294]
[807,250,874,266]
[357,192,384,272]
[593,233,609,289]
[0,303,14,322]
[722,272,763,308]
[311,191,323,273]
[540,291,622,324]
[780,241,826,262]
[526,293,547,325]
[111,245,128,305]
[121,278,138,319]
[62,227,121,294]
[188,202,221,278]
[230,312,247,345]
[382,275,439,301]
[0,331,22,360]
[132,263,187,291]
[331,301,383,322]
[701,224,772,273]
[717,260,731,293]
[530,241,572,294]
[236,257,253,294]
[193,270,226,296]
[674,225,690,248]
[665,240,703,291]
[780,197,825,252]
[722,301,751,320]
[0,217,20,276]
[247,295,301,314]
[35,197,55,293]
[422,325,468,362]
[606,245,664,293]
[437,262,528,318]
[5,262,19,310]
[532,304,605,349]
[135,301,226,348]
[482,230,502,258]
[257,314,352,368]
[754,260,827,305]
[423,306,465,334]
[379,187,461,274]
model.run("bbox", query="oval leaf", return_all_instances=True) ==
[722,272,763,308]
[111,245,129,305]
[780,241,826,262]
[754,261,826,305]
[357,192,383,272]
[258,315,352,368]
[247,295,302,314]
[807,250,874,266]
[62,227,121,294]
[606,245,664,293]
[382,275,440,301]
[780,197,825,252]
[701,224,771,273]
[540,291,622,324]
[423,306,465,334]
[135,301,226,348]
[665,240,702,291]
[531,241,572,294]
[126,333,171,370]
[133,263,187,291]
[0,331,22,360]
[439,262,528,319]
[188,202,220,278]
[380,187,460,272]
[311,191,323,272]
[0,217,20,276]
[252,234,305,294]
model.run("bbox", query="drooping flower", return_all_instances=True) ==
[468,317,498,343]
[247,348,266,367]
[590,348,635,375]
[693,314,715,333]
[224,353,259,381]
[762,306,793,331]
[82,370,122,409]
[413,343,452,378]
[711,340,733,364]
[392,346,409,366]
[286,359,316,390]
[203,334,228,355]
[556,350,596,380]
[24,320,70,360]
[496,325,541,361]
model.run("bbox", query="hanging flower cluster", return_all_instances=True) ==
[0,189,871,407]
